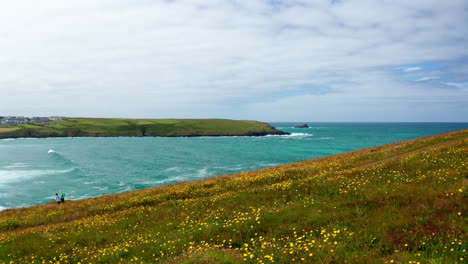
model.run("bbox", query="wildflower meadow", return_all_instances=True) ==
[0,129,466,263]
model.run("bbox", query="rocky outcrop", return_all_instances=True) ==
[294,124,309,128]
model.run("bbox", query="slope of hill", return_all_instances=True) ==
[0,129,466,263]
[0,118,288,138]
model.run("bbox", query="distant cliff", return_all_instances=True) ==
[0,118,289,139]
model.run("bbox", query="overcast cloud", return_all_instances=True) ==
[0,0,467,121]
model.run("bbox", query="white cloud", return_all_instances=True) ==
[403,67,422,72]
[444,82,468,89]
[0,0,467,121]
[415,76,440,81]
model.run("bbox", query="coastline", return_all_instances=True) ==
[0,131,289,140]
[0,118,290,139]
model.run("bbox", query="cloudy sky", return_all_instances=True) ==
[1,0,467,122]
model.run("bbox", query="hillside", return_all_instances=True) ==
[0,129,466,263]
[0,118,288,138]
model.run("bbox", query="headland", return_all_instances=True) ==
[0,117,288,139]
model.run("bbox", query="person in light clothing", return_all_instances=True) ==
[55,193,61,203]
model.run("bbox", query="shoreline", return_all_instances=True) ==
[0,130,290,140]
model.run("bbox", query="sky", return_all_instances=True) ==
[0,0,467,122]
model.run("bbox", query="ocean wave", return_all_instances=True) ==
[164,167,184,172]
[259,163,280,167]
[143,169,212,186]
[0,206,7,211]
[83,181,97,185]
[3,163,30,169]
[92,186,109,192]
[212,165,243,171]
[72,194,93,200]
[265,133,311,137]
[141,177,182,186]
[0,168,77,185]
[32,181,46,184]
[195,168,209,178]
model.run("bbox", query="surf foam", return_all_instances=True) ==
[0,168,75,185]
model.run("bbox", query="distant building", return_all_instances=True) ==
[31,117,50,123]
[0,115,63,125]
[0,117,27,125]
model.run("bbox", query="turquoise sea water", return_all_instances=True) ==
[0,122,467,210]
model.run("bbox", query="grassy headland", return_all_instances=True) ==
[0,129,466,263]
[0,118,287,138]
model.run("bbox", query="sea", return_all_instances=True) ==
[1,122,467,210]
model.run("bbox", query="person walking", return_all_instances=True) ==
[60,191,66,203]
[55,193,61,203]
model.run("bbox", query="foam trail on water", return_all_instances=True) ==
[0,168,75,185]
[3,163,30,169]
[266,133,310,137]
[48,151,77,167]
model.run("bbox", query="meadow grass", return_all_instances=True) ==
[0,129,466,263]
[0,118,284,138]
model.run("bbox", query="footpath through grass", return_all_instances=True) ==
[0,129,466,263]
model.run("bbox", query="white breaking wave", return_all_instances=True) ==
[290,133,310,136]
[48,149,55,153]
[259,163,280,167]
[83,181,97,185]
[212,165,244,171]
[195,168,209,178]
[0,206,7,211]
[266,133,311,137]
[164,167,184,172]
[0,168,75,185]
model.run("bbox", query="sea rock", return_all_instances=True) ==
[294,124,309,128]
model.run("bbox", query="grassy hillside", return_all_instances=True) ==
[0,118,287,138]
[0,129,466,263]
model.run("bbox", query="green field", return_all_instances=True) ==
[0,118,287,138]
[0,129,466,263]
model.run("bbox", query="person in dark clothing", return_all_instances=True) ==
[60,191,66,203]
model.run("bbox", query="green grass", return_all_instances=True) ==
[0,118,285,138]
[0,129,466,263]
